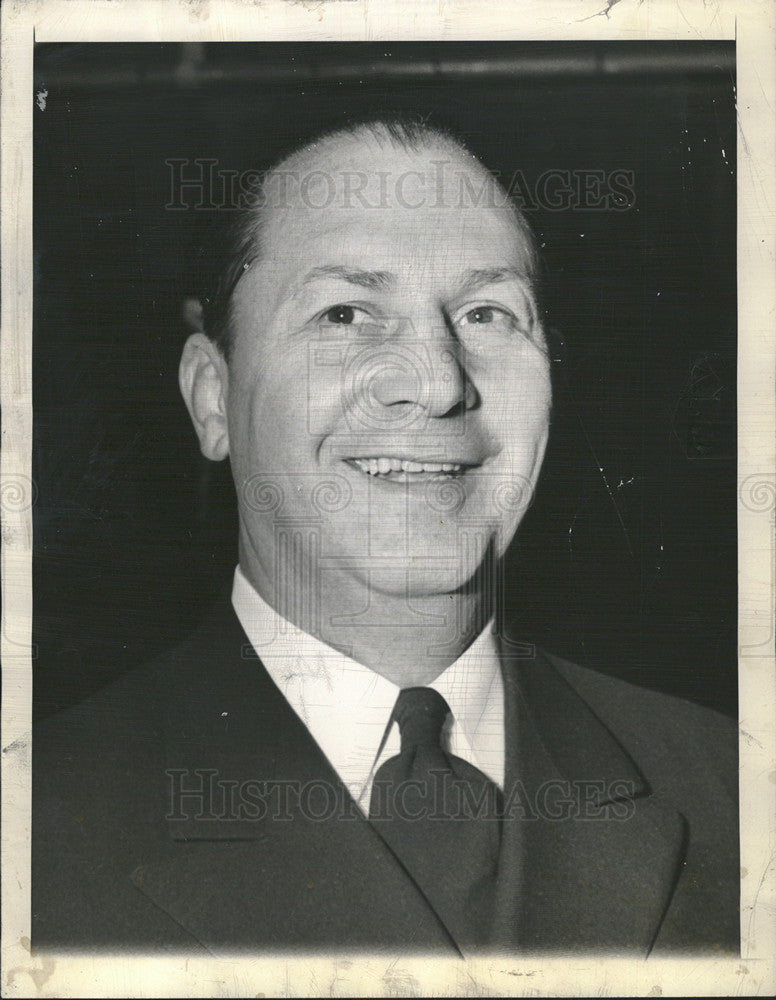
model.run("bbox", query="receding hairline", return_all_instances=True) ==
[199,118,541,360]
[270,119,480,174]
[251,122,537,265]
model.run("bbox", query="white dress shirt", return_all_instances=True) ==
[231,566,505,812]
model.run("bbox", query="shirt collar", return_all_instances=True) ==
[231,565,502,794]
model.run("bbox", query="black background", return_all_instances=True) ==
[33,42,737,719]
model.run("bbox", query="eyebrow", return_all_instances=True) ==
[458,267,530,294]
[300,265,396,290]
[297,264,531,294]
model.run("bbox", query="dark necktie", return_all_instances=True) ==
[368,687,502,948]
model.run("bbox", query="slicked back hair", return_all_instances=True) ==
[187,117,540,361]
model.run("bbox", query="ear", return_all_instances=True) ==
[179,332,230,461]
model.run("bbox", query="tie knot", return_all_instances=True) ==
[393,687,450,751]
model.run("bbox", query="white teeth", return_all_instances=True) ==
[351,457,465,476]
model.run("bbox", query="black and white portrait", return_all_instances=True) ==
[29,38,741,957]
[2,6,773,994]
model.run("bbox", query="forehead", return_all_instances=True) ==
[257,134,532,275]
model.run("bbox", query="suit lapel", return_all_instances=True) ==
[130,600,459,955]
[129,596,685,954]
[493,642,685,954]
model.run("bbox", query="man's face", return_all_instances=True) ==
[223,136,551,602]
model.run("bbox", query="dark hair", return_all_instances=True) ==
[187,116,540,361]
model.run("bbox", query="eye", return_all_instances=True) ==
[317,303,384,337]
[323,304,358,325]
[464,306,497,324]
[320,304,376,326]
[456,304,516,332]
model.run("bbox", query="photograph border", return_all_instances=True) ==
[2,1,774,996]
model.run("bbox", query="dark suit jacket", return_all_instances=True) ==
[32,597,739,956]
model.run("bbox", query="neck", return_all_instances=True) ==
[238,537,495,687]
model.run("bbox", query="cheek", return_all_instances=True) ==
[303,343,364,438]
[228,342,338,468]
[227,351,287,461]
[483,356,552,441]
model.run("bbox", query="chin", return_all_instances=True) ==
[405,568,484,599]
[365,546,496,599]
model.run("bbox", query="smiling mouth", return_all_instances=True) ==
[345,457,476,482]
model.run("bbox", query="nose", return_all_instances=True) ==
[369,313,477,418]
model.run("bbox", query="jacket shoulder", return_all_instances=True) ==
[543,650,738,802]
[35,598,243,750]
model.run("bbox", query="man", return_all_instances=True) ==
[33,119,738,956]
